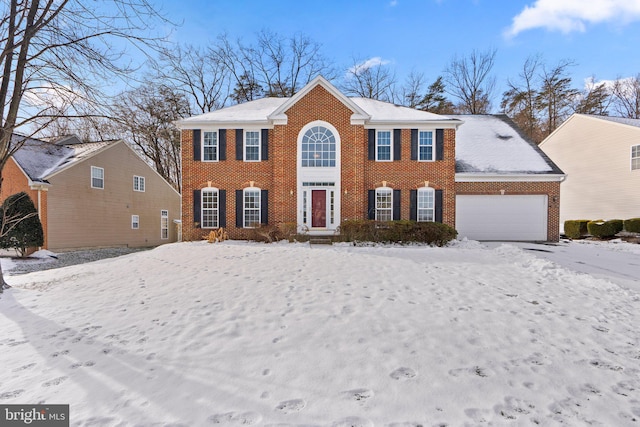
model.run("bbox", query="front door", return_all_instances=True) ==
[311,190,326,228]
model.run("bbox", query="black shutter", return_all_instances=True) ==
[193,129,201,161]
[435,189,443,223]
[411,129,418,161]
[368,129,375,160]
[261,190,268,225]
[393,129,401,161]
[261,129,269,160]
[219,190,226,228]
[393,189,401,220]
[436,129,444,161]
[409,189,417,221]
[236,129,243,160]
[235,189,243,227]
[367,189,375,220]
[219,129,227,161]
[193,189,201,227]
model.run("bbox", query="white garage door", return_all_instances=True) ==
[456,195,548,241]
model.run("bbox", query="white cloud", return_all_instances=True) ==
[348,57,391,76]
[389,0,398,6]
[505,0,640,38]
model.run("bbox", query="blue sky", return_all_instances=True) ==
[159,0,640,107]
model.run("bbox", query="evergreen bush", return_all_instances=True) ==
[0,192,44,257]
[338,219,457,246]
[564,220,590,239]
[624,218,640,233]
[587,219,623,239]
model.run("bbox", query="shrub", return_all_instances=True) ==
[338,219,457,247]
[564,220,590,239]
[0,192,44,257]
[250,224,282,243]
[624,218,640,233]
[587,219,624,239]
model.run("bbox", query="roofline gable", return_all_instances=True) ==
[44,140,122,180]
[267,75,371,125]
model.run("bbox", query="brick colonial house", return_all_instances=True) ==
[178,76,564,242]
[1,134,181,250]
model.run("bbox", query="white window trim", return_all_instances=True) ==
[243,187,261,228]
[417,187,435,222]
[201,187,219,229]
[133,175,145,192]
[632,144,640,171]
[244,130,261,162]
[418,129,435,162]
[161,210,169,239]
[376,130,393,162]
[131,215,139,229]
[91,166,104,189]
[375,187,393,221]
[202,130,219,162]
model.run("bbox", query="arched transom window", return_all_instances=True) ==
[301,126,336,167]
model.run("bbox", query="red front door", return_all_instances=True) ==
[312,190,326,228]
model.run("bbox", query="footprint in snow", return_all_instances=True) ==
[208,411,262,425]
[275,399,306,414]
[390,367,417,380]
[342,388,374,401]
[331,416,374,427]
[0,389,25,400]
[42,376,67,387]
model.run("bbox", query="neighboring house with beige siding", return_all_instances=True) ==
[1,134,181,251]
[540,114,640,226]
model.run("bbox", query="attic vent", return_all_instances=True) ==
[497,134,513,140]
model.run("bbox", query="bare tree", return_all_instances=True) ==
[443,48,497,114]
[611,75,640,119]
[501,55,543,142]
[400,71,426,108]
[0,0,169,289]
[342,56,397,101]
[151,44,230,115]
[537,60,579,136]
[111,84,188,191]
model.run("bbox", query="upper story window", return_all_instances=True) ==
[201,188,219,228]
[243,188,261,228]
[245,131,261,161]
[375,187,393,221]
[203,131,218,161]
[133,175,145,192]
[632,144,640,170]
[376,130,392,161]
[301,126,336,167]
[418,130,434,161]
[91,166,104,189]
[417,188,435,222]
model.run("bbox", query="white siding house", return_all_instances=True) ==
[540,114,640,225]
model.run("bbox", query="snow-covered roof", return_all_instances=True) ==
[581,114,640,129]
[452,114,564,175]
[11,135,116,183]
[176,77,460,128]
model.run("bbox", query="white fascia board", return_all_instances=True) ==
[455,173,567,182]
[29,182,51,191]
[177,120,274,130]
[364,120,461,129]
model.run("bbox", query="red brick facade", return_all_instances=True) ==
[181,79,562,242]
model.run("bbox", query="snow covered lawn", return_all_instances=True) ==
[1,240,639,426]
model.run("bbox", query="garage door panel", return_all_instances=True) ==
[456,195,548,241]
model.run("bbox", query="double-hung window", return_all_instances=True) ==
[91,166,104,189]
[418,130,434,161]
[245,131,260,161]
[201,188,219,228]
[131,215,139,229]
[243,188,261,228]
[203,131,218,161]
[375,188,393,221]
[161,210,169,239]
[133,175,145,192]
[376,131,392,161]
[417,188,435,222]
[632,144,640,170]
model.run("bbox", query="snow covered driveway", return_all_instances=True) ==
[0,240,639,426]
